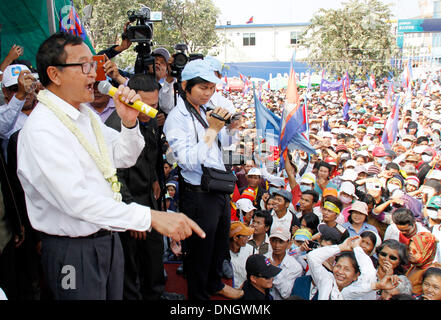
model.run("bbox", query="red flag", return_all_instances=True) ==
[246,16,254,24]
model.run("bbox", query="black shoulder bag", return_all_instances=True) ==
[183,99,237,194]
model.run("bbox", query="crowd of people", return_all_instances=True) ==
[1,24,441,302]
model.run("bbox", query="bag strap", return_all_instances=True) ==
[183,98,222,150]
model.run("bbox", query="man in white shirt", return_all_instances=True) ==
[265,226,303,300]
[229,221,254,289]
[384,208,429,245]
[17,32,204,300]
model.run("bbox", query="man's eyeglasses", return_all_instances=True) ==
[379,251,398,261]
[52,61,98,74]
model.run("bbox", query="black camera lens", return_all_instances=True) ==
[174,53,188,68]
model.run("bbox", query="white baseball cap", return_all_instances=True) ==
[247,167,261,176]
[341,169,358,182]
[2,64,30,87]
[236,198,257,212]
[339,181,358,198]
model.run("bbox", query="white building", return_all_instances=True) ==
[213,22,310,63]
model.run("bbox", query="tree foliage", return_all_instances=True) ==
[73,0,222,69]
[301,0,399,80]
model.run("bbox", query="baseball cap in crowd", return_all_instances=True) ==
[317,224,342,244]
[181,59,221,84]
[246,254,282,279]
[406,176,420,188]
[372,146,386,157]
[269,226,291,241]
[427,195,441,210]
[340,169,358,182]
[240,187,256,201]
[300,173,316,185]
[268,176,285,188]
[335,145,349,153]
[355,165,368,175]
[325,157,337,166]
[272,189,292,202]
[235,198,257,212]
[247,168,261,176]
[294,229,312,241]
[166,181,177,189]
[339,181,358,198]
[230,221,254,238]
[367,164,381,176]
[2,64,30,87]
[402,134,416,142]
[348,201,368,216]
[373,122,383,129]
[152,47,170,62]
[385,149,396,159]
[323,187,338,198]
[344,160,357,169]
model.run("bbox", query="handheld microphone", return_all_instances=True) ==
[97,81,158,118]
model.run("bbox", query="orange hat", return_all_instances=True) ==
[230,221,254,238]
[323,187,338,198]
[241,187,256,201]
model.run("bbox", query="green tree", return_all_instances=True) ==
[73,0,222,69]
[301,0,399,80]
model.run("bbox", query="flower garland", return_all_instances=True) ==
[37,89,122,202]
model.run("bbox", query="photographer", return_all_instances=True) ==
[151,48,176,117]
[163,59,242,300]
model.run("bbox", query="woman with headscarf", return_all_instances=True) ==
[406,232,438,295]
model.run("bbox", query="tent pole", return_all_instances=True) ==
[46,0,57,35]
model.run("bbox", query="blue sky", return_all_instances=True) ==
[213,0,421,25]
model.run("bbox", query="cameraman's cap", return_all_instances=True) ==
[181,59,221,84]
[152,47,170,62]
[2,64,30,87]
[246,254,282,279]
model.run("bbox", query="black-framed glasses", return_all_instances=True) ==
[379,251,398,261]
[52,61,98,74]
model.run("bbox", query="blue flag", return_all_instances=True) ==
[254,87,280,146]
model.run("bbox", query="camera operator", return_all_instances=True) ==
[163,59,243,300]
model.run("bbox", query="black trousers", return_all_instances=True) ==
[181,185,231,300]
[119,229,165,300]
[40,232,123,300]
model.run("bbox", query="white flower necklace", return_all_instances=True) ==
[37,89,122,202]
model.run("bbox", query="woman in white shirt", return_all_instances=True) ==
[306,235,377,300]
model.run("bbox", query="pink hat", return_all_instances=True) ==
[406,176,420,187]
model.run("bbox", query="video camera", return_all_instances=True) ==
[125,6,162,75]
[170,43,204,81]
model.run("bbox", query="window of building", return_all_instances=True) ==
[243,33,256,46]
[290,31,300,44]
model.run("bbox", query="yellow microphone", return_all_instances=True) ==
[97,81,158,118]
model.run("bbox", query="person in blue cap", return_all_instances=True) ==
[163,58,243,300]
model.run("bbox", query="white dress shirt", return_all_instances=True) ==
[159,79,176,114]
[230,243,254,289]
[307,245,377,300]
[163,96,238,186]
[0,94,25,139]
[17,90,151,237]
[265,251,303,300]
